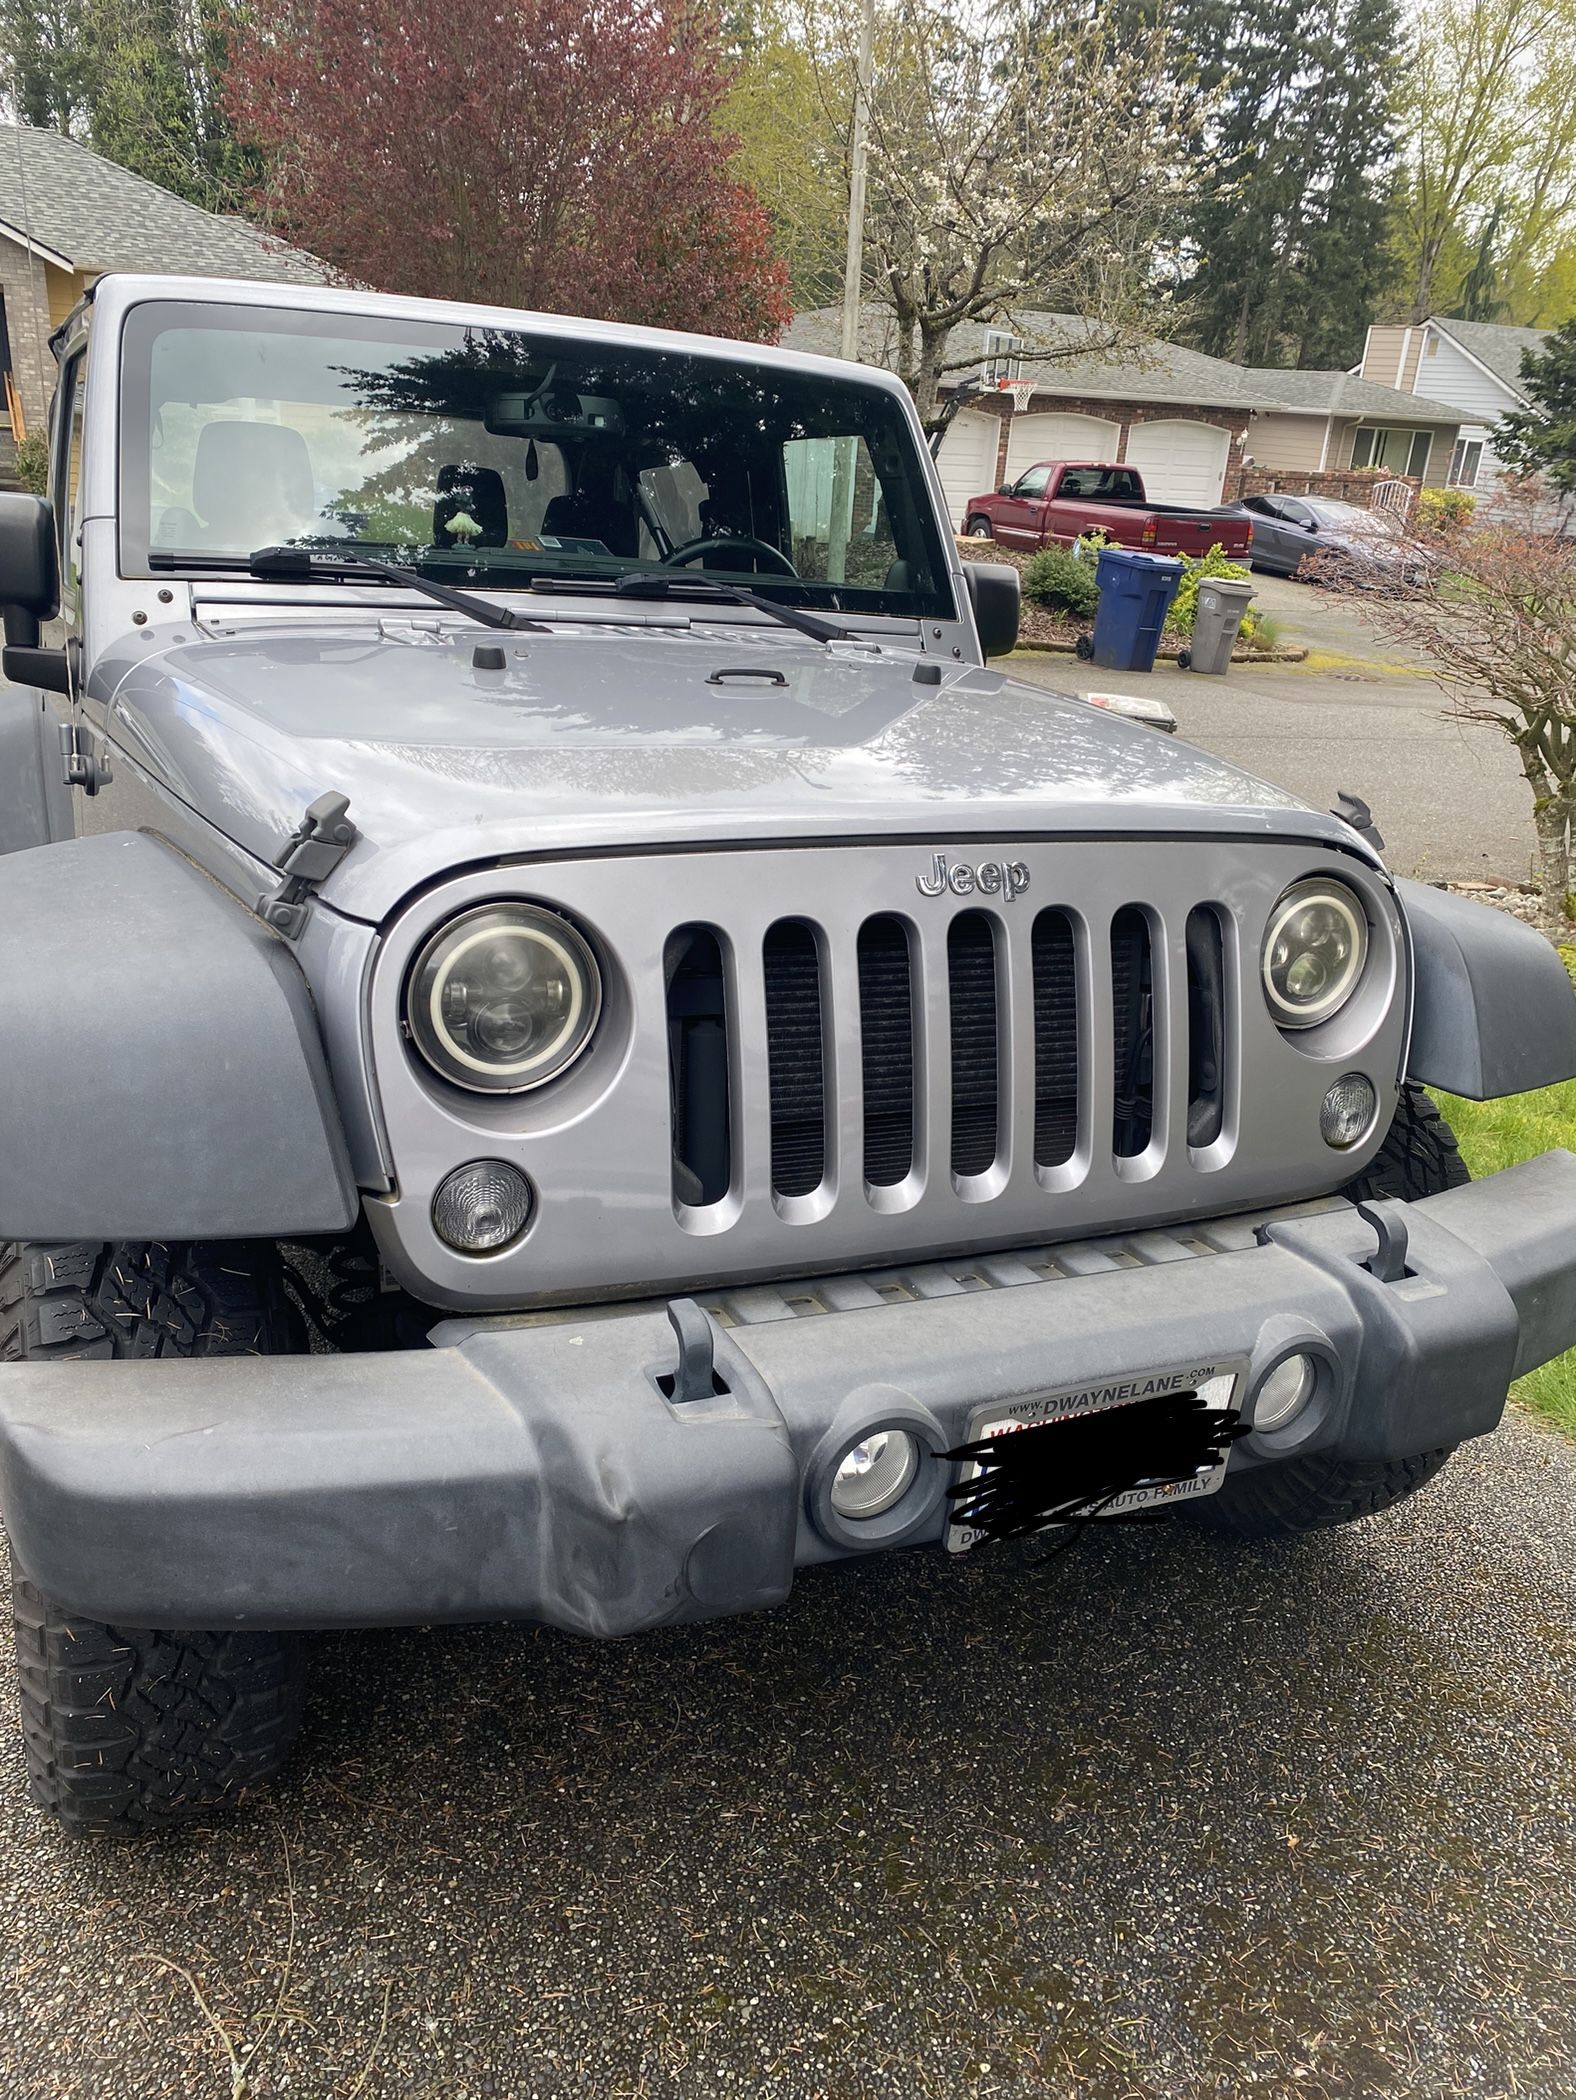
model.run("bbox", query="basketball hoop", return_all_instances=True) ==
[997,378,1036,414]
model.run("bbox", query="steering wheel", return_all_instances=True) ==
[661,534,798,578]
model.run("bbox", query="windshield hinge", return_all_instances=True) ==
[258,791,357,938]
[58,716,111,794]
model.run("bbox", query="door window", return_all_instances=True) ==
[51,353,87,621]
[780,434,898,588]
[1012,466,1050,499]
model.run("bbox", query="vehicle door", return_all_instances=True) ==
[40,349,87,835]
[1242,496,1300,571]
[992,464,1051,546]
[1271,497,1322,572]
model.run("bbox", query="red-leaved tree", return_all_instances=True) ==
[225,0,791,341]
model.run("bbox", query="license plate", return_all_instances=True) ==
[944,1364,1242,1554]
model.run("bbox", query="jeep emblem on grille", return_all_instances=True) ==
[916,852,1030,900]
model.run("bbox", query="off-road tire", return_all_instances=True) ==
[1,1240,305,1836]
[1337,1083,1469,1206]
[1192,1086,1468,1540]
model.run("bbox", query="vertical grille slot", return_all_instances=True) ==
[763,919,826,1198]
[1186,905,1226,1148]
[1111,907,1153,1159]
[1031,908,1079,1167]
[858,916,915,1187]
[948,912,1000,1177]
[666,924,731,1207]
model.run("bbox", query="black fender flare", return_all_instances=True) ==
[0,831,357,1240]
[1398,877,1576,1099]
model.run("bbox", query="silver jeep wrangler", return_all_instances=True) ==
[3,274,1576,1837]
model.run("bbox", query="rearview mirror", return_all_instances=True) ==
[964,560,1020,658]
[0,494,59,625]
[0,493,67,694]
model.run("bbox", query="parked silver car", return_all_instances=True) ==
[3,275,1575,1836]
[1216,493,1431,582]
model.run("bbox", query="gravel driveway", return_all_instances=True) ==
[2,1408,1574,2100]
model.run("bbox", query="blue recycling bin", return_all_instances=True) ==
[1088,548,1184,672]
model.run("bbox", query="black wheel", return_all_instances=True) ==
[0,1240,306,1836]
[1191,1086,1468,1540]
[1337,1082,1469,1206]
[965,516,993,540]
[1177,648,1191,669]
[1074,634,1093,661]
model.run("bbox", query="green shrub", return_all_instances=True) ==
[1168,542,1254,636]
[13,431,47,495]
[1245,610,1284,652]
[1022,542,1100,619]
[1416,485,1476,532]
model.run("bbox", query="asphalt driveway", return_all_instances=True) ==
[1006,575,1536,888]
[2,1407,1575,2099]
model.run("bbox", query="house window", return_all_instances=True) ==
[982,329,1025,385]
[1448,438,1484,488]
[1351,426,1433,479]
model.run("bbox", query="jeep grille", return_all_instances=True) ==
[669,899,1215,1210]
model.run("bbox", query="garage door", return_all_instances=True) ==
[1122,420,1231,507]
[1005,412,1120,481]
[934,410,1002,528]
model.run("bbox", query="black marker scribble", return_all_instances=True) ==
[943,1390,1250,1551]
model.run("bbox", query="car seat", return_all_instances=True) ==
[191,421,317,552]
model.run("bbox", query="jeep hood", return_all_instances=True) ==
[102,617,1352,922]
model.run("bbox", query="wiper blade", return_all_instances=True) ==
[612,571,854,644]
[149,545,550,632]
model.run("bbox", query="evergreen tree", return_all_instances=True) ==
[0,0,257,211]
[1172,0,1402,368]
[1497,320,1576,495]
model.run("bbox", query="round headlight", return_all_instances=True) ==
[1262,879,1368,1029]
[407,904,600,1092]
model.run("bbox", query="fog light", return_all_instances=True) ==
[1253,1352,1316,1431]
[830,1430,919,1519]
[432,1159,533,1252]
[1320,1072,1377,1149]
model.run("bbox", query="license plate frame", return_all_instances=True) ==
[944,1361,1244,1554]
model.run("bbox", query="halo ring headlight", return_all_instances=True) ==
[407,903,601,1092]
[1261,878,1368,1030]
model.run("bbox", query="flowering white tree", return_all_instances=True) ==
[814,0,1204,425]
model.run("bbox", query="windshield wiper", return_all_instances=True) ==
[149,545,550,632]
[611,571,855,645]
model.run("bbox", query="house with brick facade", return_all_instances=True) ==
[0,124,322,484]
[785,307,1465,527]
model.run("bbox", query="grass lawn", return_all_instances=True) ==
[1432,1080,1576,1436]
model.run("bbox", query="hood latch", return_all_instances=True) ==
[258,791,358,938]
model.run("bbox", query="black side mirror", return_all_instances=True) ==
[964,560,1020,658]
[0,493,68,693]
[998,484,1015,497]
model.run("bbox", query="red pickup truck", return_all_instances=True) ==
[963,461,1254,561]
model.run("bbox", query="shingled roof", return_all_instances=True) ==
[785,305,1462,425]
[0,123,324,285]
[1428,316,1548,399]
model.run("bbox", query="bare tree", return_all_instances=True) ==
[1326,497,1576,930]
[809,0,1204,426]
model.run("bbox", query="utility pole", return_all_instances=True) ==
[839,0,876,362]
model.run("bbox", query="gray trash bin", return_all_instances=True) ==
[1179,576,1255,674]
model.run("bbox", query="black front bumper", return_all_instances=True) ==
[3,1154,1576,1635]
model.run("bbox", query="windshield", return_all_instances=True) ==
[120,301,957,621]
[1305,500,1382,529]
